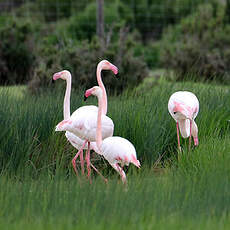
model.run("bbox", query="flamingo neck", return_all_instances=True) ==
[96,94,103,150]
[191,120,199,145]
[178,119,189,138]
[179,119,198,143]
[97,66,107,115]
[64,77,71,119]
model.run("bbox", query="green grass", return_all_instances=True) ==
[0,81,230,229]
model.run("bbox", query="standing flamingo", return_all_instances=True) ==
[85,86,141,184]
[54,60,118,181]
[53,70,92,176]
[168,91,199,151]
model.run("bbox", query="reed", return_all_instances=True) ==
[0,82,230,229]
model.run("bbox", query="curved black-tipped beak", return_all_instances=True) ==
[84,95,87,101]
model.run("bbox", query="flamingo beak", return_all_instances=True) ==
[110,64,118,75]
[84,88,94,101]
[194,137,199,146]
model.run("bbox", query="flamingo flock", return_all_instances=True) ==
[54,60,199,184]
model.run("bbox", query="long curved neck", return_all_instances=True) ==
[97,66,107,115]
[96,95,103,150]
[179,119,198,140]
[191,120,198,145]
[64,77,71,119]
[178,119,190,138]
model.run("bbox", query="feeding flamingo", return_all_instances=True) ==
[54,60,118,181]
[168,91,199,151]
[85,86,141,184]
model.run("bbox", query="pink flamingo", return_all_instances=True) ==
[54,60,118,181]
[53,70,92,176]
[168,91,199,151]
[85,86,141,184]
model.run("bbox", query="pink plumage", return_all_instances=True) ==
[53,60,118,181]
[168,91,199,151]
[55,109,114,142]
[85,86,141,184]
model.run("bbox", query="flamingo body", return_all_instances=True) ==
[168,91,199,149]
[93,136,140,167]
[85,86,141,183]
[56,111,114,142]
[72,105,98,115]
[53,59,118,181]
[65,131,95,151]
[168,91,199,122]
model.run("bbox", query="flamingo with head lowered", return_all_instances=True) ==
[168,91,199,151]
[85,86,141,184]
[54,60,118,181]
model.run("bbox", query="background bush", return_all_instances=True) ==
[68,1,132,42]
[159,3,230,82]
[120,0,207,41]
[0,16,36,84]
[28,29,149,94]
[0,0,229,88]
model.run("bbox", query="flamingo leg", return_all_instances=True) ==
[111,163,127,184]
[72,140,87,176]
[85,142,108,183]
[189,120,192,151]
[90,163,108,183]
[85,141,91,181]
[176,122,181,152]
[80,148,85,176]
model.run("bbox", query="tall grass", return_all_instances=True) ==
[0,82,230,229]
[1,81,230,175]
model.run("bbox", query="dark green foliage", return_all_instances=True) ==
[36,0,90,21]
[120,0,207,41]
[133,42,160,68]
[159,3,230,82]
[68,3,97,41]
[0,16,36,84]
[0,0,228,87]
[68,1,131,41]
[28,32,149,94]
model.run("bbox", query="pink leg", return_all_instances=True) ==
[176,122,181,152]
[189,120,192,151]
[85,142,91,181]
[80,149,85,175]
[72,140,87,176]
[85,142,108,183]
[111,163,127,184]
[90,163,108,183]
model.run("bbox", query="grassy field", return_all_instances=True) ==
[0,81,230,229]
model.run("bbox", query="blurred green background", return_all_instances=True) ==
[1,0,230,94]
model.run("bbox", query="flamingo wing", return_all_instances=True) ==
[100,137,140,167]
[57,111,114,142]
[65,131,90,150]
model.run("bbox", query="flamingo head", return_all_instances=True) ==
[84,86,102,101]
[99,60,118,75]
[172,102,193,120]
[172,107,186,120]
[53,70,71,81]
